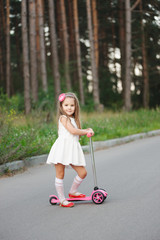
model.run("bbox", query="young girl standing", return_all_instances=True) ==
[47,92,94,207]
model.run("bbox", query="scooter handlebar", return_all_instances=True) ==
[87,132,92,138]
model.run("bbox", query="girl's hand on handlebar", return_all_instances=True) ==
[86,129,94,137]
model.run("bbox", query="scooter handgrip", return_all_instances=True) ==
[87,132,92,138]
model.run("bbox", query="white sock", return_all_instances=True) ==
[55,177,65,203]
[69,175,83,194]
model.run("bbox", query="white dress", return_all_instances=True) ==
[46,116,86,166]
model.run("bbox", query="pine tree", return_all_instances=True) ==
[21,0,31,114]
[48,0,61,101]
[29,0,38,102]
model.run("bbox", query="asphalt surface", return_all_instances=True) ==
[0,135,160,240]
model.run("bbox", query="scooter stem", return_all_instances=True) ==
[89,137,98,188]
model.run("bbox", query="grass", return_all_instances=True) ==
[0,108,160,164]
[81,109,160,142]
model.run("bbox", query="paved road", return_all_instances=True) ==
[0,136,160,240]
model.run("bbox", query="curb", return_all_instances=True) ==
[1,129,160,174]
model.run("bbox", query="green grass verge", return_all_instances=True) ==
[0,108,160,164]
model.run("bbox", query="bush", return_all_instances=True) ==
[0,91,24,113]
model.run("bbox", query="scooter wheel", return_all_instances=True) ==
[99,188,107,200]
[49,196,58,205]
[92,191,105,204]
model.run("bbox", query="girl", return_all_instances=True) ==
[47,92,94,208]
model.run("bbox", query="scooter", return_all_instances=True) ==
[49,133,108,205]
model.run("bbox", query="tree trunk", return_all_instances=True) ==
[68,0,77,88]
[48,0,61,101]
[73,0,84,105]
[0,42,3,84]
[119,0,125,99]
[0,0,6,30]
[36,0,40,76]
[111,11,118,86]
[0,18,4,85]
[37,0,48,92]
[29,0,38,102]
[56,0,63,65]
[86,0,100,107]
[6,0,11,97]
[124,0,132,111]
[59,0,71,90]
[92,0,99,69]
[99,28,108,68]
[0,0,6,87]
[140,0,149,108]
[15,16,23,82]
[21,0,31,114]
[68,0,75,61]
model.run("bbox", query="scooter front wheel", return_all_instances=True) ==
[92,191,105,204]
[49,196,58,205]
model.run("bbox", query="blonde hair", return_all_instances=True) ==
[57,92,81,129]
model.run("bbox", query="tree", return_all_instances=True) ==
[59,0,71,90]
[37,0,48,92]
[29,0,38,102]
[0,35,3,84]
[124,0,132,111]
[86,0,100,107]
[140,0,149,108]
[73,0,84,105]
[21,0,31,114]
[1,0,160,110]
[6,0,11,97]
[48,0,61,101]
[36,0,40,75]
[118,0,125,100]
[124,0,142,111]
[56,0,63,65]
[0,0,5,87]
[68,0,77,89]
[14,4,23,84]
[92,0,99,68]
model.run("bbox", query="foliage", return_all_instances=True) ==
[0,0,160,110]
[0,90,24,113]
[80,108,160,145]
[0,108,57,165]
[1,106,160,165]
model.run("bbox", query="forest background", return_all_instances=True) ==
[0,0,160,165]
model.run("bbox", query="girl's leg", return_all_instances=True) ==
[55,163,65,179]
[69,165,87,196]
[54,164,65,202]
[54,163,74,207]
[70,165,87,179]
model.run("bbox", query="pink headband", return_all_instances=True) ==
[58,93,74,102]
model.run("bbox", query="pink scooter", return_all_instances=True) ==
[49,134,108,205]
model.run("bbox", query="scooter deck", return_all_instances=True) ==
[50,195,92,204]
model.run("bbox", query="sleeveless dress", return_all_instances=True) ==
[46,116,86,166]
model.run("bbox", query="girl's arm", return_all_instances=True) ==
[60,116,94,136]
